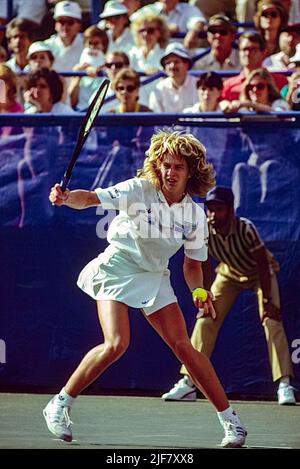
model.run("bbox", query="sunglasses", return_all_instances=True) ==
[57,19,77,26]
[248,82,267,91]
[208,28,230,36]
[105,62,125,69]
[138,27,157,34]
[261,10,279,18]
[116,84,137,92]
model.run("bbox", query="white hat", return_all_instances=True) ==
[160,42,193,69]
[79,48,106,67]
[290,43,300,63]
[54,1,82,20]
[99,1,128,19]
[27,41,54,59]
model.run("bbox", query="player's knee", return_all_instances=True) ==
[104,337,129,360]
[173,339,192,362]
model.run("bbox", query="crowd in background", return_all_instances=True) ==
[0,0,300,125]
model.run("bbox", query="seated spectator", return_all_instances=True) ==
[183,71,223,112]
[69,26,109,110]
[44,1,84,72]
[0,63,24,136]
[221,68,290,112]
[130,12,169,74]
[189,0,236,20]
[27,41,55,72]
[254,0,288,57]
[99,50,131,111]
[5,17,38,72]
[24,68,75,113]
[263,23,300,71]
[107,67,152,112]
[281,0,300,23]
[98,1,134,54]
[119,0,143,17]
[149,42,198,113]
[222,31,288,101]
[193,14,239,71]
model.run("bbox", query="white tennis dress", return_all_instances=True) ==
[77,178,208,313]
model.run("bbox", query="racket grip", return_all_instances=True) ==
[60,175,69,192]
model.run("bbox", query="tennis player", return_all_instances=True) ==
[44,129,247,447]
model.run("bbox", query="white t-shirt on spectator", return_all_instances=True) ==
[106,28,135,54]
[25,101,77,114]
[149,74,198,112]
[130,1,205,31]
[129,43,165,73]
[6,55,30,72]
[45,34,84,73]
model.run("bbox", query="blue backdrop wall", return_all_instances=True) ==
[0,115,300,397]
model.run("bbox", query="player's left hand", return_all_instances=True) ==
[193,291,216,320]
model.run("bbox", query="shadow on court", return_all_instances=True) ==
[0,394,299,449]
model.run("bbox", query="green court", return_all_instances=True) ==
[0,393,299,449]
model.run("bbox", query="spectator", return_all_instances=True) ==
[149,42,198,112]
[254,0,288,57]
[222,67,290,112]
[183,71,223,112]
[98,1,134,54]
[281,0,300,23]
[45,1,84,72]
[193,14,239,71]
[221,31,288,101]
[108,67,152,112]
[0,63,24,136]
[0,45,8,63]
[27,41,55,72]
[24,68,75,113]
[162,186,296,406]
[119,0,143,17]
[69,26,108,110]
[263,23,300,71]
[130,12,169,74]
[99,50,131,112]
[285,69,300,109]
[236,0,256,22]
[5,17,38,72]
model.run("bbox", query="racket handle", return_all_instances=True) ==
[60,175,70,192]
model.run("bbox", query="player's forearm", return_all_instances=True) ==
[183,264,204,291]
[63,190,100,209]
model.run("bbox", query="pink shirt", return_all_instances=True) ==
[1,101,24,136]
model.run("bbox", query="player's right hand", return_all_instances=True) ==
[49,183,70,206]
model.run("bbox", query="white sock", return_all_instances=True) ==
[56,387,75,407]
[279,376,290,388]
[217,406,239,424]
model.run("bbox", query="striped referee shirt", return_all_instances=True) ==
[208,217,264,277]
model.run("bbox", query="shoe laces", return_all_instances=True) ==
[223,420,244,439]
[51,404,73,428]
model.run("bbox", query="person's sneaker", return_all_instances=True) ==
[277,385,296,405]
[161,377,197,401]
[220,419,247,448]
[43,396,73,442]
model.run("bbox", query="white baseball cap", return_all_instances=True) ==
[160,42,193,69]
[54,1,82,20]
[99,1,128,19]
[27,41,54,59]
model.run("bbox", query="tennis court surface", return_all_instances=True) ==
[0,393,299,449]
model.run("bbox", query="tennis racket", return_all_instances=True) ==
[60,77,110,191]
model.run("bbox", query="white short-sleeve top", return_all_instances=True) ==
[77,177,208,307]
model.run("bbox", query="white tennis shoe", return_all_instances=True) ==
[220,419,247,448]
[161,376,197,401]
[43,396,73,442]
[277,385,296,405]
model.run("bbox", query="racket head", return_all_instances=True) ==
[60,77,110,190]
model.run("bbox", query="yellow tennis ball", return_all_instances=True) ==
[192,288,208,302]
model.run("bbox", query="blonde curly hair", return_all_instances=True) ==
[137,130,215,198]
